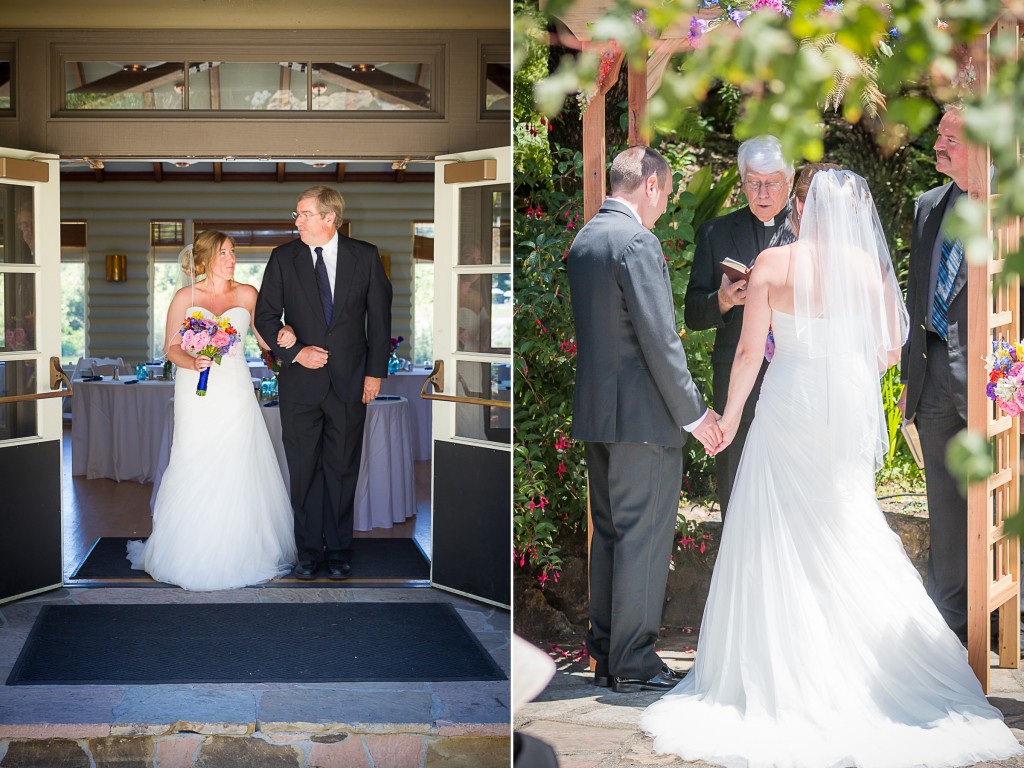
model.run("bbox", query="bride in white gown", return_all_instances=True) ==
[640,168,1023,767]
[128,230,296,590]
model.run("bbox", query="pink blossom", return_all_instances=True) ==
[181,329,195,349]
[211,330,231,348]
[998,397,1022,416]
[1014,386,1024,408]
[195,331,212,350]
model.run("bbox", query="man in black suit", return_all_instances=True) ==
[684,136,793,519]
[255,186,392,580]
[899,106,971,641]
[568,146,721,693]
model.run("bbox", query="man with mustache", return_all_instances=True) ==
[899,105,971,643]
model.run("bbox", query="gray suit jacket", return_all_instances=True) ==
[901,181,968,421]
[568,199,707,447]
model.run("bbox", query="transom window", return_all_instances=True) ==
[63,56,439,114]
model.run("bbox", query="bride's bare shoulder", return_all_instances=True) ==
[753,243,794,277]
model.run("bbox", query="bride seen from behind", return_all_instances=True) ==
[640,167,1023,766]
[127,230,297,590]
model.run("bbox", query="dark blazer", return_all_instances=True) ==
[684,205,775,421]
[901,182,967,421]
[254,234,393,405]
[568,199,707,447]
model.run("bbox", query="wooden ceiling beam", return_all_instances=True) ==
[336,162,347,183]
[214,162,223,182]
[153,162,163,182]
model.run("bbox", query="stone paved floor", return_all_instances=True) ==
[0,585,511,767]
[515,639,1024,768]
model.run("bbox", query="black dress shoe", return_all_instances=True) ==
[327,561,351,580]
[594,660,611,688]
[293,561,320,580]
[611,668,680,693]
[662,664,685,680]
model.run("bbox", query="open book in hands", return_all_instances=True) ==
[720,257,751,283]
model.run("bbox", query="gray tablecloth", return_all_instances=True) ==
[71,379,176,483]
[150,396,416,532]
[380,370,432,461]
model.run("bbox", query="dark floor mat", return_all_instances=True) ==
[7,602,505,685]
[69,536,430,584]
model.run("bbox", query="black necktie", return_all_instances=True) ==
[314,246,333,326]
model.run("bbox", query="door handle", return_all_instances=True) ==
[418,360,511,409]
[0,357,74,404]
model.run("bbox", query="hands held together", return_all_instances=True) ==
[272,324,379,404]
[692,410,737,456]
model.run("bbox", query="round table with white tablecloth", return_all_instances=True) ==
[72,378,176,483]
[150,395,416,532]
[379,369,432,461]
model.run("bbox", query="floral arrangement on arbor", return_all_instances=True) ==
[986,339,1024,417]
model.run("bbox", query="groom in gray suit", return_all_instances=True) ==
[568,146,721,692]
[899,105,970,642]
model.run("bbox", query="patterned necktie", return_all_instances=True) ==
[314,246,333,326]
[931,235,963,341]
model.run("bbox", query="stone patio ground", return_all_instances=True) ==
[515,635,1024,768]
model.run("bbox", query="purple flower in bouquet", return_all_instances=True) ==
[179,311,241,396]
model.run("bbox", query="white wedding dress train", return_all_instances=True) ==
[640,310,1022,768]
[128,306,296,590]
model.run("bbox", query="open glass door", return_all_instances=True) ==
[428,146,511,608]
[0,148,67,604]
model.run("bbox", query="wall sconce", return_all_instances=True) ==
[105,253,127,282]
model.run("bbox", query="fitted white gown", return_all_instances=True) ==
[640,310,1023,768]
[127,307,296,590]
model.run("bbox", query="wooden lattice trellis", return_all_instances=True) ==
[548,1,1024,692]
[965,13,1022,693]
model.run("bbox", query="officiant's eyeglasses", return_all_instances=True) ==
[291,211,325,221]
[742,180,786,194]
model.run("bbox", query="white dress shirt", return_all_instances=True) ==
[308,231,340,296]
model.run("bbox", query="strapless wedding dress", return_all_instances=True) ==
[127,306,296,590]
[640,310,1023,767]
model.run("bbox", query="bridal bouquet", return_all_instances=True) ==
[986,339,1024,416]
[179,312,240,396]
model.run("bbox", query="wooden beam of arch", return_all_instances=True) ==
[965,13,1023,695]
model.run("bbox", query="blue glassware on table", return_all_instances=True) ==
[135,363,148,381]
[260,377,274,400]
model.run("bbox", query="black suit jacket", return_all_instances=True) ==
[567,199,707,447]
[684,205,776,421]
[901,182,967,421]
[254,234,393,405]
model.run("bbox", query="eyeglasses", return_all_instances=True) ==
[742,180,787,195]
[291,211,325,221]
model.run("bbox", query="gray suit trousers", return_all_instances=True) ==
[585,440,682,680]
[918,334,968,642]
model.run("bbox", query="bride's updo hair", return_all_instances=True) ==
[182,230,234,280]
[794,162,843,204]
[789,162,842,234]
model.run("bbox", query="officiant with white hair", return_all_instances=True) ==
[684,135,794,519]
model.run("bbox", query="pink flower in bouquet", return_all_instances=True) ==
[999,397,1022,417]
[191,331,212,351]
[1014,385,1024,409]
[211,330,231,348]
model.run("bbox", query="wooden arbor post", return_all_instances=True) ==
[549,0,702,222]
[965,13,1023,693]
